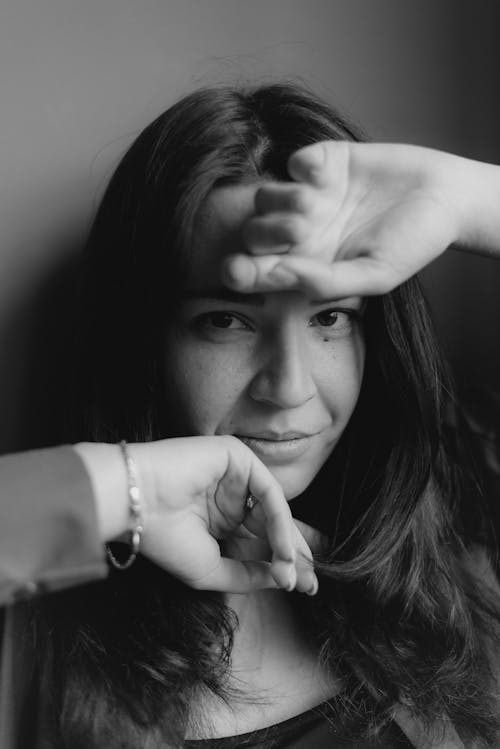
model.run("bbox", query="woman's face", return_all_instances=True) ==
[164,183,365,499]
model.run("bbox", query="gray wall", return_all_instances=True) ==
[0,0,499,451]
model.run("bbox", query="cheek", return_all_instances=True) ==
[315,335,365,424]
[164,339,248,435]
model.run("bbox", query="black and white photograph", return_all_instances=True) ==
[1,2,500,747]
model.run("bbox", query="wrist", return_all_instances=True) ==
[441,152,500,257]
[126,442,158,530]
[72,442,130,542]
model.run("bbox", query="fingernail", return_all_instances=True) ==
[222,255,254,289]
[267,264,297,287]
[306,577,319,596]
[284,567,297,592]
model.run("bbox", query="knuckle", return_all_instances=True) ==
[281,215,307,244]
[289,187,313,214]
[255,259,278,286]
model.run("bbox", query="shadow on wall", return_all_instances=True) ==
[0,240,82,454]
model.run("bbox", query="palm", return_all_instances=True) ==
[331,192,455,291]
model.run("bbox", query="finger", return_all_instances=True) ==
[190,557,280,593]
[227,254,399,298]
[287,523,318,596]
[288,141,349,191]
[276,255,399,297]
[242,213,308,254]
[222,254,297,292]
[244,511,319,593]
[254,183,318,216]
[246,454,296,566]
[241,499,266,537]
[242,506,296,591]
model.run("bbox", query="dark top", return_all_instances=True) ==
[185,700,414,748]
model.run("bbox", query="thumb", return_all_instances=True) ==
[287,140,349,189]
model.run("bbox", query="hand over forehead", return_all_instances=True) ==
[222,141,459,299]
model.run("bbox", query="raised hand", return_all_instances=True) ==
[223,141,499,299]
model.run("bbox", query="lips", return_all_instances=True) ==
[235,431,320,462]
[239,430,315,441]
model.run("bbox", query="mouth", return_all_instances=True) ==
[234,431,319,462]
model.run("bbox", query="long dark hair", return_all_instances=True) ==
[35,83,500,747]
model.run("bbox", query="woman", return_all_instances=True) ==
[26,84,500,747]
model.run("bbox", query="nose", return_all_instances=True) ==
[249,325,316,409]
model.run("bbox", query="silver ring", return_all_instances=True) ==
[245,493,258,512]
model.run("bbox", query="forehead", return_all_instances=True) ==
[188,183,261,287]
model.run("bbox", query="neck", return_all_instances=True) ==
[222,533,303,685]
[187,534,339,738]
[224,536,338,716]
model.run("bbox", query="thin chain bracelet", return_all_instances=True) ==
[106,440,144,570]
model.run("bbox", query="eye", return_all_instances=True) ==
[192,311,253,341]
[314,309,341,327]
[309,307,358,336]
[200,312,249,330]
[312,308,350,327]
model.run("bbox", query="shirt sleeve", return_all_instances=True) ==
[0,445,107,606]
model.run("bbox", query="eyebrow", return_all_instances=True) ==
[183,286,364,308]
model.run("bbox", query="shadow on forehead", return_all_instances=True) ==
[183,286,365,309]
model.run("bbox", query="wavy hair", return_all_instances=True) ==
[34,83,500,747]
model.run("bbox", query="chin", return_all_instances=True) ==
[268,464,317,501]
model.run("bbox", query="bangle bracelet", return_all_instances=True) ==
[106,440,143,570]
